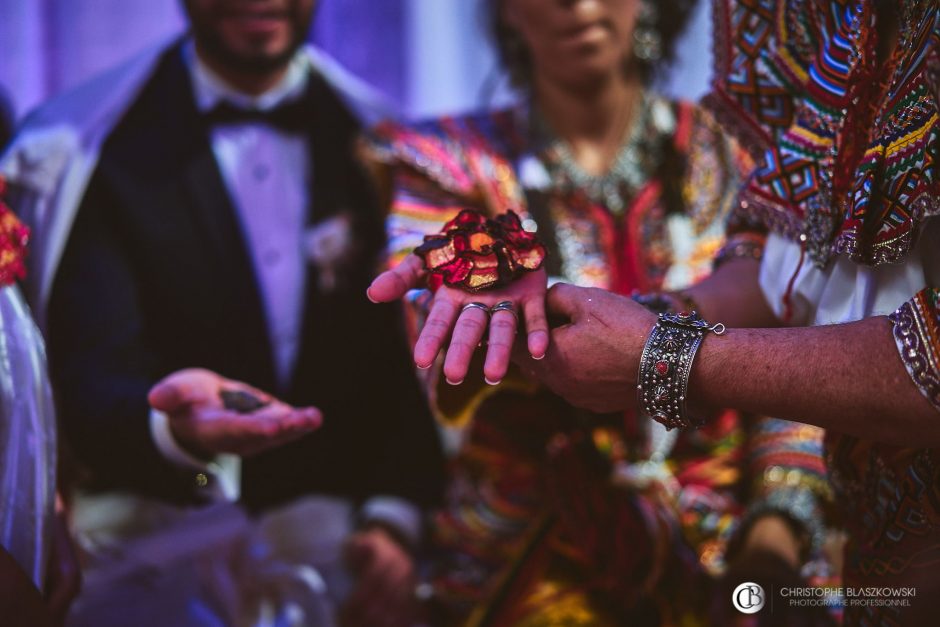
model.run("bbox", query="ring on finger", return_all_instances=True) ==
[461,302,491,315]
[490,300,518,320]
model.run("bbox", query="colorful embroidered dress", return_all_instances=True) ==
[370,97,830,625]
[708,1,940,623]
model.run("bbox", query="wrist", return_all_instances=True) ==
[358,496,423,549]
[713,232,766,270]
[167,420,215,461]
[358,521,414,555]
[631,290,700,316]
[740,514,804,569]
[685,323,745,416]
[636,311,726,429]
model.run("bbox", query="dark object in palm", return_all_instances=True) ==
[220,389,269,414]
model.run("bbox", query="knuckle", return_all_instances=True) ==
[436,298,459,312]
[527,311,548,324]
[458,315,486,330]
[416,336,442,350]
[425,318,451,330]
[448,340,475,352]
[417,335,443,348]
[490,317,515,330]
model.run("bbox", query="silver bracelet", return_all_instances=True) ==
[637,311,725,429]
[712,233,766,270]
[736,487,825,560]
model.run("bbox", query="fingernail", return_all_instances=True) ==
[484,377,501,386]
[532,353,546,361]
[417,362,431,370]
[446,377,464,386]
[365,288,378,304]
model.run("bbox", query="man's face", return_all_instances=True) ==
[184,0,317,73]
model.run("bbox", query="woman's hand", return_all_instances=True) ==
[368,255,549,385]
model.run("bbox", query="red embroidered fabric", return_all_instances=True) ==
[0,177,29,287]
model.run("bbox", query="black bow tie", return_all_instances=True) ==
[203,98,311,133]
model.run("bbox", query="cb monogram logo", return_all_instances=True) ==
[732,582,765,614]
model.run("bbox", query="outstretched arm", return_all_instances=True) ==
[691,314,936,446]
[520,284,940,448]
[148,369,321,459]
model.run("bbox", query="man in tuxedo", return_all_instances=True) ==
[3,1,444,625]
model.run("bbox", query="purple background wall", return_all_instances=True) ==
[0,0,712,122]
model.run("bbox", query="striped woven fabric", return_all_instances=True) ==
[706,0,940,268]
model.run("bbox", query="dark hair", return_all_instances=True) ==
[489,0,699,88]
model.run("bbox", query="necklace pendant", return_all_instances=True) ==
[606,186,624,214]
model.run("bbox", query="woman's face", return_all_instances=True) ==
[501,0,640,88]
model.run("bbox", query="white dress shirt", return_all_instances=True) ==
[192,43,311,386]
[150,43,311,502]
[149,44,421,544]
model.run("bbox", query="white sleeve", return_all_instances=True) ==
[149,409,241,501]
[759,228,940,326]
[359,496,423,547]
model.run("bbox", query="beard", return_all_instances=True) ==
[185,1,316,76]
[195,33,299,75]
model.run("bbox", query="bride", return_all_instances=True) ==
[367,0,833,623]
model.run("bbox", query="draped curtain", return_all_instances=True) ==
[0,0,711,123]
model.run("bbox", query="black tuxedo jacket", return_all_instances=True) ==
[46,44,444,510]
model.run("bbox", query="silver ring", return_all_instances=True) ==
[461,302,491,315]
[489,300,518,320]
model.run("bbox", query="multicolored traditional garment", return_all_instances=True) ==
[368,97,832,625]
[707,0,940,268]
[709,1,940,624]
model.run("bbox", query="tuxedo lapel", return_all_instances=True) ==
[104,43,278,389]
[154,47,259,288]
[305,71,358,220]
[287,72,386,396]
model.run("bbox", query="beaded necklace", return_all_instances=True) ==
[537,92,674,216]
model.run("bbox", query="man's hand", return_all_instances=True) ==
[367,255,549,385]
[516,283,656,413]
[148,368,322,458]
[340,527,417,627]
